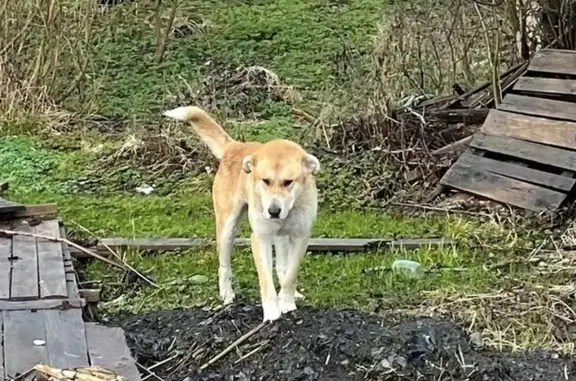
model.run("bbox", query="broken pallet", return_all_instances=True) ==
[440,48,576,212]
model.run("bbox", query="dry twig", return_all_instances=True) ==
[69,220,157,288]
[0,228,157,288]
[199,321,268,370]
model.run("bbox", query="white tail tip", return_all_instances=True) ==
[162,106,190,121]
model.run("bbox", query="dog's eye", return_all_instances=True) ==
[262,178,271,186]
[283,180,293,187]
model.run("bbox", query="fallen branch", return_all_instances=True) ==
[199,321,268,370]
[69,220,158,288]
[291,107,317,125]
[431,136,473,156]
[0,228,158,288]
[233,339,270,364]
[391,202,492,217]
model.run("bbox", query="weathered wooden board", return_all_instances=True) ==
[0,224,11,300]
[470,133,576,172]
[2,310,48,378]
[0,313,4,380]
[42,309,89,368]
[86,323,141,381]
[0,198,25,215]
[59,225,79,298]
[528,49,576,76]
[498,93,576,122]
[440,157,566,212]
[0,298,85,311]
[482,109,576,150]
[456,151,576,192]
[10,222,39,300]
[35,220,67,299]
[93,237,454,255]
[13,204,57,219]
[514,77,576,97]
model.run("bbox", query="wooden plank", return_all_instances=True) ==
[14,204,58,218]
[498,93,576,122]
[440,158,566,212]
[85,324,141,381]
[42,309,89,368]
[0,224,11,300]
[0,298,85,311]
[514,77,576,97]
[2,310,48,378]
[94,237,454,254]
[0,313,4,381]
[482,109,576,150]
[35,220,67,299]
[427,108,489,124]
[470,133,576,172]
[10,222,39,300]
[528,49,576,76]
[456,151,576,192]
[0,198,25,214]
[59,226,79,299]
[79,289,101,303]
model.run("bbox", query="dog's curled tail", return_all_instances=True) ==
[162,106,234,160]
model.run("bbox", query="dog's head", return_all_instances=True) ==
[242,139,320,220]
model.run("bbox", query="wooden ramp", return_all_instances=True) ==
[0,206,140,381]
[440,49,576,212]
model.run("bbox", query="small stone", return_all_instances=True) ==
[379,359,391,369]
[33,339,46,346]
[394,356,407,368]
[470,332,483,347]
[303,367,314,375]
[190,275,209,284]
[135,184,154,195]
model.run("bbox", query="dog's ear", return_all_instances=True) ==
[303,153,320,175]
[242,155,254,174]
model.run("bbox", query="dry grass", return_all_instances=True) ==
[417,242,576,355]
[0,0,98,120]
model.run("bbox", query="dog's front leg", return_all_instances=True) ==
[251,232,281,322]
[278,235,309,314]
[274,235,305,300]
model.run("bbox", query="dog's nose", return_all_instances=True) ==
[268,205,282,218]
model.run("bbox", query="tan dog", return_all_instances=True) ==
[162,106,320,321]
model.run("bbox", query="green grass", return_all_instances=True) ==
[2,134,503,317]
[73,0,387,118]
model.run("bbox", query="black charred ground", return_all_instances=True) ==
[111,302,575,381]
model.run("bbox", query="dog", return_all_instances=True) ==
[162,106,320,322]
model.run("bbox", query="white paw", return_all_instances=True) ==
[219,284,235,305]
[219,268,235,304]
[262,299,282,322]
[279,292,297,314]
[295,290,305,300]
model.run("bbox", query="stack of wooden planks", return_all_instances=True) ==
[0,202,141,381]
[440,49,576,212]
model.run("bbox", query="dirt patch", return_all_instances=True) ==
[111,302,575,381]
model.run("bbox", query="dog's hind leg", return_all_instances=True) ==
[215,203,242,305]
[274,235,305,300]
